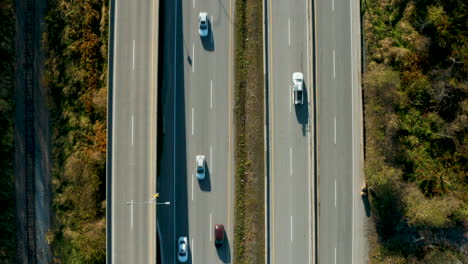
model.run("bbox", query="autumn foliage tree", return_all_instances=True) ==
[363,0,467,263]
[44,0,109,262]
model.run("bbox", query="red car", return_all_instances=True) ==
[214,224,224,246]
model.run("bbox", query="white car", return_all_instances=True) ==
[196,155,206,180]
[198,12,209,37]
[292,72,304,104]
[177,236,188,262]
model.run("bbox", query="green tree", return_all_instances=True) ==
[404,184,461,228]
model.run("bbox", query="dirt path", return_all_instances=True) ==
[15,0,51,262]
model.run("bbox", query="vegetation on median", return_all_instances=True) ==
[363,0,467,263]
[43,0,109,262]
[233,0,265,263]
[0,0,16,262]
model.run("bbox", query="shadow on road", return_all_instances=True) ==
[156,0,190,262]
[362,194,371,217]
[198,165,212,192]
[173,1,190,262]
[216,231,231,263]
[294,83,310,136]
[200,19,215,51]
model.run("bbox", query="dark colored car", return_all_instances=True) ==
[214,224,225,246]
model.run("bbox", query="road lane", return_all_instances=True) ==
[185,1,234,262]
[316,0,365,263]
[157,0,234,263]
[110,0,158,263]
[268,0,314,263]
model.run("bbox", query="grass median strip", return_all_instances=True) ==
[233,0,265,263]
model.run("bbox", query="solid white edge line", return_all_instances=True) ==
[173,0,177,263]
[288,18,291,47]
[191,238,194,264]
[192,43,195,73]
[210,80,213,109]
[306,0,312,261]
[308,117,312,263]
[192,108,194,135]
[350,0,355,263]
[150,0,158,247]
[111,0,119,261]
[132,39,135,71]
[335,247,337,264]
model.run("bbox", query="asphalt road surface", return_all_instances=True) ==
[157,0,234,263]
[315,0,367,263]
[109,0,159,263]
[267,0,315,263]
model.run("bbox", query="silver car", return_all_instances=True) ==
[198,12,209,37]
[177,236,188,262]
[196,155,206,180]
[292,72,304,104]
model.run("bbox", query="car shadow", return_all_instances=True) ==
[294,82,310,136]
[362,194,371,217]
[216,230,231,263]
[187,54,192,66]
[201,20,214,51]
[198,164,212,192]
[362,191,372,217]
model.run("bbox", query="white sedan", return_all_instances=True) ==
[177,236,188,262]
[292,72,304,104]
[198,12,209,37]
[196,155,206,180]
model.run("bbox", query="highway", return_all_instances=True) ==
[157,0,234,263]
[267,0,315,263]
[106,0,366,262]
[315,0,367,263]
[109,0,159,263]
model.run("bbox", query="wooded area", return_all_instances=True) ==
[0,0,16,262]
[363,0,467,263]
[43,0,108,262]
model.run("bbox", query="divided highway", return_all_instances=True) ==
[267,0,314,263]
[106,0,366,263]
[108,0,159,263]
[157,0,234,263]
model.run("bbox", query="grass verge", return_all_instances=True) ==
[233,0,265,263]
